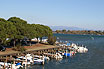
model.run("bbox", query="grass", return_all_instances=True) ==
[0,43,58,56]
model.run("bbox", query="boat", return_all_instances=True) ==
[77,46,84,53]
[16,54,34,65]
[0,62,11,68]
[0,62,23,69]
[77,46,88,53]
[16,63,23,69]
[55,53,63,59]
[25,54,33,64]
[83,46,88,52]
[34,55,50,61]
[71,43,78,50]
[34,57,44,65]
[71,43,88,53]
[63,53,72,57]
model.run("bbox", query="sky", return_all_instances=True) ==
[0,0,104,30]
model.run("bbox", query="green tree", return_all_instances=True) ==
[32,24,53,43]
[8,17,28,46]
[25,24,36,46]
[62,29,66,33]
[0,17,53,47]
[47,36,56,45]
[0,18,7,45]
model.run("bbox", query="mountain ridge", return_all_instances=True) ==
[49,26,86,31]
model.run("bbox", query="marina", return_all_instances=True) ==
[0,41,88,69]
[31,34,104,69]
[0,0,104,69]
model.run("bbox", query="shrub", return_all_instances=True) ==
[12,44,26,52]
[47,36,56,45]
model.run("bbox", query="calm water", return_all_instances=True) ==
[30,34,104,69]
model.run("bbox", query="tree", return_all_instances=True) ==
[62,29,66,33]
[8,17,28,46]
[0,18,17,45]
[25,24,36,46]
[32,24,53,43]
[0,17,53,47]
[47,36,56,45]
[67,30,70,32]
[0,18,7,45]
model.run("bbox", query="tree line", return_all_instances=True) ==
[54,29,104,35]
[0,17,53,46]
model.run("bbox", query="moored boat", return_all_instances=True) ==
[34,57,44,65]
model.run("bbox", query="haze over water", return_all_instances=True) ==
[30,34,104,69]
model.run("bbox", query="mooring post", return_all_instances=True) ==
[4,61,5,69]
[66,49,67,57]
[6,56,7,63]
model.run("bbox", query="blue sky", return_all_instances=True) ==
[0,0,104,30]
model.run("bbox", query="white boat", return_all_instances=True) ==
[34,57,44,65]
[77,46,84,53]
[0,62,9,66]
[0,62,11,68]
[71,43,88,53]
[84,46,88,52]
[55,53,63,59]
[77,46,88,53]
[25,54,33,63]
[16,54,34,65]
[34,55,50,61]
[0,62,23,69]
[70,43,77,50]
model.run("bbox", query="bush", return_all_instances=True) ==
[47,36,56,45]
[12,44,26,52]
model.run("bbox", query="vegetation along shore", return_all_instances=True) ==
[0,17,56,53]
[53,29,104,35]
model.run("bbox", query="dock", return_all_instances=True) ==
[0,45,72,60]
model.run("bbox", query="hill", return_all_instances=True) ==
[49,26,85,31]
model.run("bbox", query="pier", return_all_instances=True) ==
[0,46,69,58]
[0,45,74,62]
[0,45,69,68]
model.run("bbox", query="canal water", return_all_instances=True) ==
[30,34,104,69]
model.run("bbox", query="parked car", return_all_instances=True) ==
[0,45,6,51]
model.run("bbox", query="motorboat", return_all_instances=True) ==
[77,46,88,53]
[55,53,63,59]
[25,54,33,63]
[34,57,44,65]
[63,53,72,57]
[84,46,88,52]
[34,55,50,61]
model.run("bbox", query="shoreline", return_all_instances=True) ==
[53,32,104,36]
[0,43,58,56]
[53,30,104,35]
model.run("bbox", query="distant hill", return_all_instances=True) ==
[49,26,85,31]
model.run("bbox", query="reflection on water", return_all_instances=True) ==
[30,34,104,69]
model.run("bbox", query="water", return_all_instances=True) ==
[30,34,104,69]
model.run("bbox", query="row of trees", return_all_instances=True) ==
[0,17,53,46]
[55,30,104,35]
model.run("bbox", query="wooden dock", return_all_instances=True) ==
[0,46,72,61]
